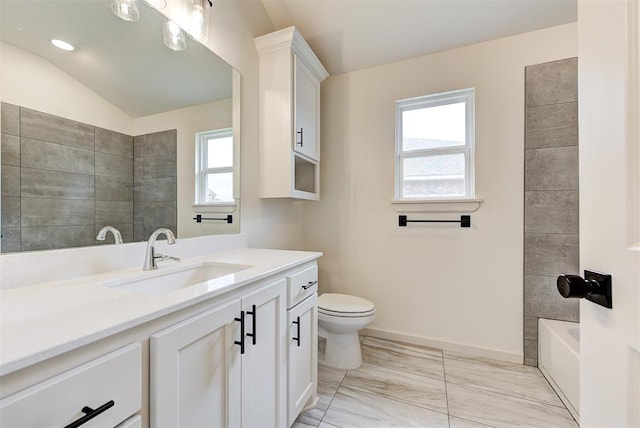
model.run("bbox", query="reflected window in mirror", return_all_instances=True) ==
[195,129,234,204]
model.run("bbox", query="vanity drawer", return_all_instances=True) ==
[287,264,318,308]
[0,343,142,427]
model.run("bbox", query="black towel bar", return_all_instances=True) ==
[399,215,470,228]
[193,214,233,224]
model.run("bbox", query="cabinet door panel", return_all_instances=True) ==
[151,299,242,427]
[241,279,287,428]
[288,294,318,425]
[294,55,320,161]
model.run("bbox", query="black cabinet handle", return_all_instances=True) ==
[292,316,301,347]
[64,400,115,428]
[301,280,317,290]
[297,128,304,147]
[246,304,257,346]
[234,311,245,354]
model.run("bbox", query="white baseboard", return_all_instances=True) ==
[361,326,523,364]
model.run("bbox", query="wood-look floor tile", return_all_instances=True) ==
[361,337,444,380]
[341,362,447,414]
[323,387,449,428]
[449,416,497,428]
[443,350,540,375]
[292,414,321,427]
[318,364,347,385]
[301,380,339,421]
[444,356,563,407]
[447,383,577,428]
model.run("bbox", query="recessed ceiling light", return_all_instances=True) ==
[51,39,75,51]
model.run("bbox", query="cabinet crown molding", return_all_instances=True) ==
[255,26,329,82]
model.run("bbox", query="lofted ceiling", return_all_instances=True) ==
[260,0,577,75]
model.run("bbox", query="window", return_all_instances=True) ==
[395,88,475,200]
[195,128,234,204]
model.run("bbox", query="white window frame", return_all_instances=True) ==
[195,128,234,205]
[395,88,475,201]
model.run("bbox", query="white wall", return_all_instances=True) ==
[0,42,132,134]
[578,0,640,425]
[304,23,578,361]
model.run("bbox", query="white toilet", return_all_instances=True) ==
[318,293,375,370]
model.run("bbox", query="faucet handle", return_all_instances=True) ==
[154,253,181,263]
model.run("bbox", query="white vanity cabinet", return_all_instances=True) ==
[150,278,287,428]
[285,265,319,426]
[255,26,329,200]
[0,343,142,427]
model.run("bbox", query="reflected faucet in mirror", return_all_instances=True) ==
[96,226,123,245]
[0,0,240,254]
[143,228,180,271]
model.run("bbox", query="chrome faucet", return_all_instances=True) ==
[96,226,123,245]
[143,228,181,271]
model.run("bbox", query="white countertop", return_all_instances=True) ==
[0,248,321,376]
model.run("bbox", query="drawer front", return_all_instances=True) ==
[0,343,142,427]
[287,264,318,308]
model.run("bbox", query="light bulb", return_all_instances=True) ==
[109,0,140,22]
[163,20,186,51]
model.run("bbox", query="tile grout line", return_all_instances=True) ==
[442,348,452,428]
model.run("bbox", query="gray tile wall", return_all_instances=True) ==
[0,103,165,252]
[133,130,177,241]
[523,58,579,366]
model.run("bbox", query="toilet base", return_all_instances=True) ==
[322,331,363,370]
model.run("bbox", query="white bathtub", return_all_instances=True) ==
[538,318,580,423]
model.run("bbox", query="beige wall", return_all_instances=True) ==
[304,23,578,360]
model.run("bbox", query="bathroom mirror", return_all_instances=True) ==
[0,0,240,253]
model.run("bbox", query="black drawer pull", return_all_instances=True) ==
[234,311,245,354]
[64,400,115,428]
[301,280,318,290]
[292,316,301,347]
[246,304,257,346]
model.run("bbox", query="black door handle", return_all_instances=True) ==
[64,400,115,428]
[234,311,245,354]
[292,316,301,347]
[246,304,257,345]
[557,270,612,309]
[297,128,304,146]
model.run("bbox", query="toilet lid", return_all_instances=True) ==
[318,293,375,314]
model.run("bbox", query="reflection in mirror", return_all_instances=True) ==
[0,0,240,253]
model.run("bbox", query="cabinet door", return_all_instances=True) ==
[294,54,320,161]
[151,299,242,427]
[241,279,287,428]
[287,293,318,426]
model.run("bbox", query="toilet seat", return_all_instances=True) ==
[318,293,375,318]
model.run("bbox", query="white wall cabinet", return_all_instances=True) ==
[150,279,288,428]
[255,26,329,200]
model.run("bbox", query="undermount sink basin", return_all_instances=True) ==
[102,262,252,295]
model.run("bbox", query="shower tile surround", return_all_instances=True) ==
[0,103,176,252]
[294,337,577,428]
[523,58,579,366]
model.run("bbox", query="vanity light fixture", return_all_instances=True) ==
[51,39,75,51]
[142,0,167,9]
[163,19,187,51]
[109,0,140,22]
[185,0,209,43]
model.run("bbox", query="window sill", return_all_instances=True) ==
[391,198,482,213]
[192,202,237,214]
